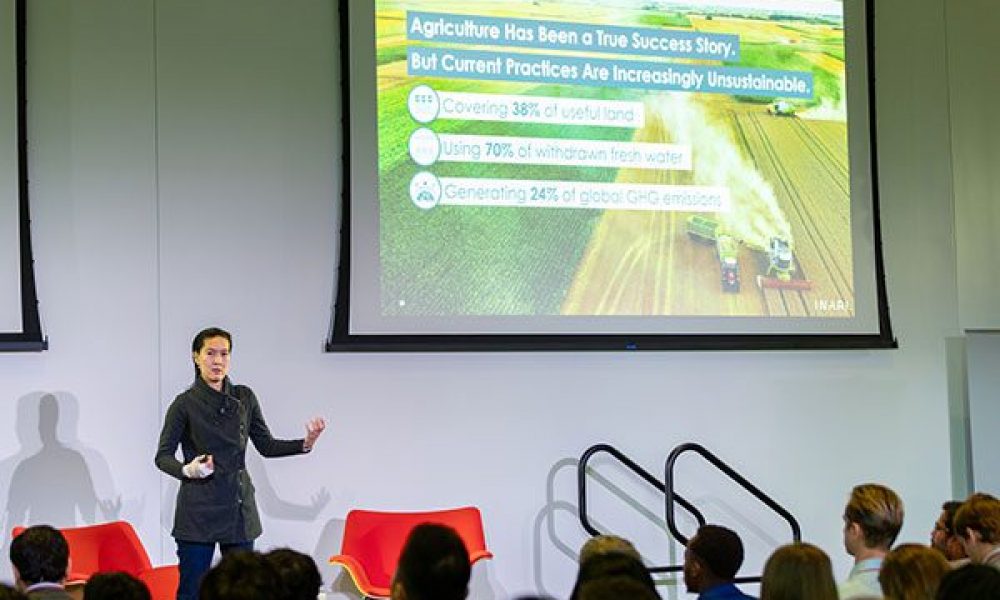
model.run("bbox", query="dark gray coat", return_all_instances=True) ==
[155,377,305,543]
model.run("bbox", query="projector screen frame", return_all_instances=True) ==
[0,0,46,352]
[327,0,896,352]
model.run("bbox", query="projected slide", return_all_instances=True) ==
[376,0,854,320]
[335,0,891,346]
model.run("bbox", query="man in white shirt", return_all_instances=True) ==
[838,483,904,599]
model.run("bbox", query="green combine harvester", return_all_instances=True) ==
[685,215,740,293]
[684,216,812,292]
[716,234,741,293]
[768,100,796,117]
[685,214,719,244]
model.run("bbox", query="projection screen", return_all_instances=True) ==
[1,0,45,351]
[329,0,895,351]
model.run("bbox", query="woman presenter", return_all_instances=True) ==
[155,327,325,600]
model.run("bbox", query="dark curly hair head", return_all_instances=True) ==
[263,548,322,600]
[83,572,151,600]
[200,551,280,600]
[9,525,69,586]
[392,523,470,600]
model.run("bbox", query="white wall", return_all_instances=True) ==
[0,0,978,598]
[0,0,161,580]
[947,0,1000,330]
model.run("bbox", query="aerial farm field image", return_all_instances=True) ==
[374,0,854,319]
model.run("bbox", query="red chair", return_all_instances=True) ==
[12,521,178,600]
[329,506,493,599]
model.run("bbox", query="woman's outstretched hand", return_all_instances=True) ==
[303,417,326,452]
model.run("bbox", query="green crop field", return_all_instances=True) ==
[639,12,692,28]
[821,44,845,61]
[377,45,408,66]
[727,41,842,106]
[378,79,642,315]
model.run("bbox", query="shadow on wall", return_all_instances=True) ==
[248,452,330,521]
[533,457,592,599]
[0,392,124,579]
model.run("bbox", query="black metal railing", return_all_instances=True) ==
[578,443,704,574]
[664,442,801,583]
[577,442,800,582]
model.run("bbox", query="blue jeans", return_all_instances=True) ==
[176,539,254,600]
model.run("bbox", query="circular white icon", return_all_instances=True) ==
[410,171,442,210]
[407,85,440,124]
[408,128,440,167]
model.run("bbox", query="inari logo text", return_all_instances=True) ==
[813,298,850,312]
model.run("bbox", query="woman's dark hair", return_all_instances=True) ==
[936,564,1000,600]
[570,552,656,600]
[191,327,232,378]
[393,523,470,600]
[200,551,279,600]
[761,542,838,600]
[83,572,151,600]
[263,548,322,600]
[879,543,949,600]
[578,576,660,600]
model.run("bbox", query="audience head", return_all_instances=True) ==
[83,572,151,600]
[579,535,641,564]
[570,551,656,600]
[843,483,904,556]
[0,584,28,600]
[263,548,322,600]
[199,551,280,600]
[879,543,949,600]
[391,523,470,600]
[577,576,660,600]
[935,563,1000,600]
[760,542,838,600]
[932,501,967,561]
[966,492,998,502]
[683,524,745,593]
[9,525,69,588]
[954,494,1000,563]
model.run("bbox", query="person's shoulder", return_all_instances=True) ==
[27,589,73,600]
[174,381,207,403]
[838,577,881,600]
[700,584,756,600]
[167,386,196,411]
[231,383,257,401]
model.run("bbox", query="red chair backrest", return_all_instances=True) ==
[339,506,489,591]
[12,521,153,578]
